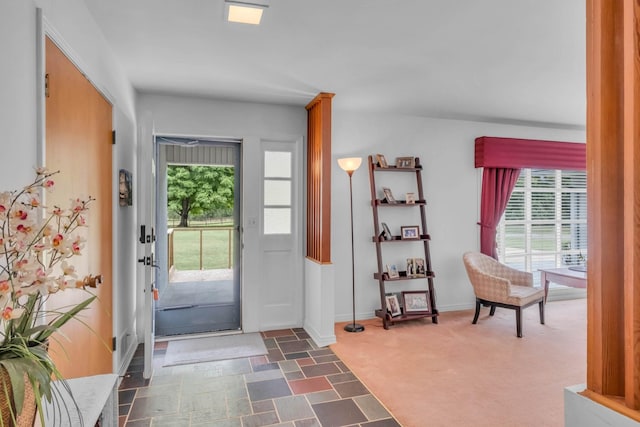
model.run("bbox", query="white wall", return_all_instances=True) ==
[0,0,138,375]
[565,385,640,426]
[0,1,38,188]
[136,93,306,333]
[331,111,586,322]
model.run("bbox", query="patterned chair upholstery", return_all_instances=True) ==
[462,251,545,337]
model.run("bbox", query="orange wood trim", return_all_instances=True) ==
[305,256,333,266]
[622,0,640,410]
[305,93,334,263]
[586,0,640,414]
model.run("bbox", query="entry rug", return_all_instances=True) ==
[163,333,267,367]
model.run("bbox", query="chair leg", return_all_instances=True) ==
[516,307,523,338]
[472,299,481,324]
[539,300,545,325]
[489,305,496,316]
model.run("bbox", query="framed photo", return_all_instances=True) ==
[402,290,431,314]
[381,222,393,240]
[405,192,416,204]
[385,294,402,317]
[414,258,426,277]
[395,157,415,168]
[400,225,420,240]
[406,258,416,277]
[386,264,400,279]
[119,169,132,207]
[376,154,389,168]
[382,187,397,204]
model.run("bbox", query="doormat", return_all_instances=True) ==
[163,333,267,367]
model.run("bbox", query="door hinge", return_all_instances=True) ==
[112,336,116,352]
[112,130,116,145]
[44,73,50,98]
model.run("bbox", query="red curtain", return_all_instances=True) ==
[479,168,521,258]
[474,136,586,259]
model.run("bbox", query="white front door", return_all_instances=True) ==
[137,112,157,379]
[258,139,304,329]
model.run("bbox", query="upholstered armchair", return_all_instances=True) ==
[462,251,545,337]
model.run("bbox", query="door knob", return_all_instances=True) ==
[83,274,103,288]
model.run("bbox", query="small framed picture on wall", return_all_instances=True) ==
[119,169,132,207]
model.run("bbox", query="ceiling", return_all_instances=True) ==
[83,0,586,128]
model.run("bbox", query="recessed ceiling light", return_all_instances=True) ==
[225,1,268,25]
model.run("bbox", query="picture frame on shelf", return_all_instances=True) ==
[405,192,416,204]
[406,258,416,277]
[376,154,389,168]
[406,258,426,277]
[385,294,402,317]
[381,222,393,240]
[386,264,400,279]
[382,187,397,204]
[395,156,415,168]
[402,290,431,314]
[414,258,426,277]
[400,225,420,240]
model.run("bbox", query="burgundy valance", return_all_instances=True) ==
[475,136,586,170]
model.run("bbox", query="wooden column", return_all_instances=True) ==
[305,93,335,264]
[584,0,640,418]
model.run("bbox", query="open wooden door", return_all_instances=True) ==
[45,37,113,378]
[137,112,157,379]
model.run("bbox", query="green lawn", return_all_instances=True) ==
[171,226,235,270]
[503,224,576,251]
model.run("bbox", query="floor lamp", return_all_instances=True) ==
[338,157,365,333]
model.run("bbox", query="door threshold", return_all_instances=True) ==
[156,329,244,342]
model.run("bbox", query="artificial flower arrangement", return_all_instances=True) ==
[0,168,97,426]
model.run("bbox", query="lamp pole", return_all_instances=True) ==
[338,157,365,333]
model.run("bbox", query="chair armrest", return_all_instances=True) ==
[495,264,533,287]
[468,269,511,302]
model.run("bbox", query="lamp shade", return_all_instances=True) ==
[337,157,362,173]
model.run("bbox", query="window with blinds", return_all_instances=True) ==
[263,150,292,235]
[496,169,587,284]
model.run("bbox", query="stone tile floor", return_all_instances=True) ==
[118,328,400,426]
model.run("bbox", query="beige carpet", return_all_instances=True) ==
[164,333,267,366]
[331,298,586,427]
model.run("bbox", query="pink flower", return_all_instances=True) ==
[52,233,64,247]
[72,242,82,255]
[16,223,32,234]
[44,179,55,189]
[2,307,14,320]
[71,198,87,213]
[1,306,23,320]
[14,210,28,220]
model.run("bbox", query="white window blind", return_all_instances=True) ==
[496,169,587,285]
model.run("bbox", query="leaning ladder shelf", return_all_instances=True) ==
[368,155,439,329]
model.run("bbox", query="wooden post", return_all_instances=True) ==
[584,0,640,417]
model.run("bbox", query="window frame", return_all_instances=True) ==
[496,168,587,282]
